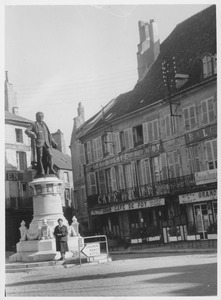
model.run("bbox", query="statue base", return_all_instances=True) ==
[9,237,84,263]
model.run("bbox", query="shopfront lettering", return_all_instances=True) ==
[179,189,217,204]
[185,124,216,144]
[90,198,165,215]
[114,204,125,211]
[144,141,164,156]
[195,169,217,185]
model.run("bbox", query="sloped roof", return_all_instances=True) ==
[52,148,72,170]
[5,111,33,124]
[82,5,216,133]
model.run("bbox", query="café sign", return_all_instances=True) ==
[90,198,165,216]
[179,189,217,204]
[195,169,217,185]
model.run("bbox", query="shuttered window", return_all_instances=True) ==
[143,119,159,143]
[124,164,133,188]
[117,165,125,190]
[98,170,106,194]
[79,144,86,165]
[201,98,215,125]
[114,131,121,154]
[16,152,27,171]
[205,139,217,170]
[183,105,196,130]
[160,153,168,180]
[167,150,181,178]
[86,141,92,163]
[203,55,213,78]
[111,167,117,191]
[124,128,133,149]
[87,173,97,196]
[93,137,103,161]
[139,159,152,185]
[187,145,201,173]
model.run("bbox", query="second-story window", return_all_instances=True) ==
[113,131,121,154]
[201,97,215,125]
[93,137,103,161]
[133,125,143,147]
[16,151,27,171]
[119,129,133,150]
[183,105,197,130]
[187,145,201,173]
[15,129,23,143]
[87,173,97,196]
[86,141,93,163]
[205,139,217,170]
[167,150,181,178]
[98,170,107,194]
[103,132,114,156]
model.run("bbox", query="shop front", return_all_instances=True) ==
[179,188,217,239]
[90,197,166,240]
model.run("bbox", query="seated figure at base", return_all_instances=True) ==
[25,112,58,176]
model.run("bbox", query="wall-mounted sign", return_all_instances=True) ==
[90,198,165,216]
[179,189,217,204]
[5,171,32,182]
[195,169,217,185]
[185,124,216,144]
[143,140,164,157]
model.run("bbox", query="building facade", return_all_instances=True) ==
[70,6,217,241]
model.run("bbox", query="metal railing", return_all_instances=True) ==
[78,235,109,266]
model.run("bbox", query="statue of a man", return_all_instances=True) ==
[25,112,58,176]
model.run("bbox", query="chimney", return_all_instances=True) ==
[51,129,67,154]
[77,102,85,123]
[137,19,160,82]
[12,107,19,115]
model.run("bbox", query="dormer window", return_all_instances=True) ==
[202,54,216,79]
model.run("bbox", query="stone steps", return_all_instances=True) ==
[6,254,111,273]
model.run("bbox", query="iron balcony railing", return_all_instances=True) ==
[87,174,216,208]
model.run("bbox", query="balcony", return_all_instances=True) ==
[87,174,217,208]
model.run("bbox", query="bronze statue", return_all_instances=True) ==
[25,112,58,176]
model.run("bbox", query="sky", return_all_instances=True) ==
[4,2,212,154]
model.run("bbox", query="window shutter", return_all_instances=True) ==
[124,129,129,149]
[212,139,217,168]
[98,137,103,159]
[142,122,148,144]
[86,174,92,196]
[90,173,97,195]
[125,164,133,188]
[118,165,125,190]
[87,141,92,163]
[128,128,133,149]
[98,170,106,193]
[153,119,159,140]
[174,150,180,177]
[165,115,171,137]
[208,98,215,123]
[111,167,117,191]
[202,101,208,124]
[160,153,168,180]
[79,144,86,164]
[114,132,121,154]
[148,122,153,142]
[205,141,213,169]
[144,159,152,183]
[190,106,196,128]
[183,108,189,129]
[160,118,165,138]
[93,139,97,161]
[168,152,175,178]
[139,160,145,185]
[107,132,114,155]
[131,161,137,187]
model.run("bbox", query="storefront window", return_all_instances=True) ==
[212,202,217,222]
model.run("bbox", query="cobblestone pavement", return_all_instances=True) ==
[5,253,217,297]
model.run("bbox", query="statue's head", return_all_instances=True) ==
[36,112,44,122]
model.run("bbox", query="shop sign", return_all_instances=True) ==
[6,171,24,181]
[195,169,217,185]
[143,140,164,156]
[90,198,165,216]
[179,189,217,204]
[185,124,216,144]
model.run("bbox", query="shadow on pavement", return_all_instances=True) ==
[6,262,217,297]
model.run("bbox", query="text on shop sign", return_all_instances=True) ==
[90,198,165,216]
[179,189,217,204]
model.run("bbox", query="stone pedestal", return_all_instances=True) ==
[9,175,84,263]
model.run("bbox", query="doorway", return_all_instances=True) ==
[194,203,209,239]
